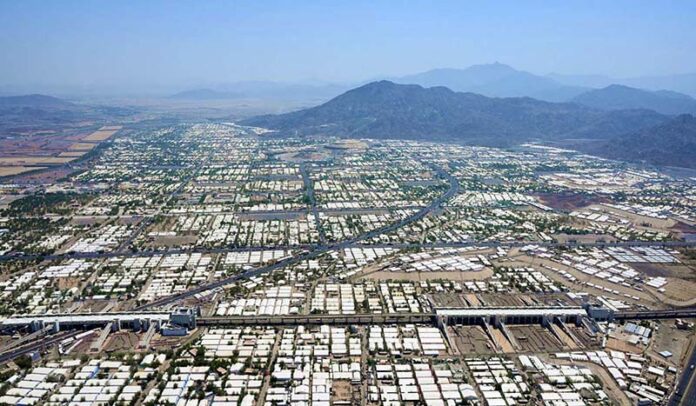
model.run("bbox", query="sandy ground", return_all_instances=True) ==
[58,151,87,157]
[606,337,642,354]
[82,127,121,142]
[490,327,514,353]
[647,321,695,367]
[68,142,97,151]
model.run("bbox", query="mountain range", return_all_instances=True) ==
[164,63,696,115]
[549,72,696,98]
[578,114,696,169]
[0,94,135,135]
[571,84,696,115]
[241,80,696,168]
[393,63,588,102]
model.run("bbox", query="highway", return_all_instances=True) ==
[668,343,696,406]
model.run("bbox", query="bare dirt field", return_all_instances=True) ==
[477,293,529,307]
[11,167,74,184]
[0,156,74,165]
[331,381,352,403]
[490,326,514,353]
[606,336,642,354]
[58,151,87,157]
[68,142,97,151]
[104,331,140,352]
[632,263,696,280]
[653,278,696,305]
[0,166,45,177]
[429,293,480,307]
[647,321,694,367]
[536,192,608,212]
[82,126,121,141]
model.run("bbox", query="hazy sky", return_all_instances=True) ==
[1,0,695,90]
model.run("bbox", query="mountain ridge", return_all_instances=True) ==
[571,84,696,115]
[575,114,696,168]
[393,63,588,102]
[241,80,696,168]
[241,80,666,144]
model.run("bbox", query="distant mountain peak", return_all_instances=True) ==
[394,63,587,102]
[241,80,666,146]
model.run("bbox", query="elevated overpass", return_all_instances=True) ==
[1,311,171,332]
[2,306,695,333]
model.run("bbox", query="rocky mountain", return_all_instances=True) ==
[571,85,696,115]
[577,114,696,168]
[241,80,666,146]
[0,94,135,135]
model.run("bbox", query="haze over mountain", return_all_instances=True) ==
[0,94,76,109]
[242,80,664,142]
[549,72,696,98]
[571,85,696,115]
[0,94,135,135]
[168,81,350,104]
[578,114,696,169]
[242,80,696,168]
[393,63,587,102]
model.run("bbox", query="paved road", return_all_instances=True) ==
[668,343,696,406]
